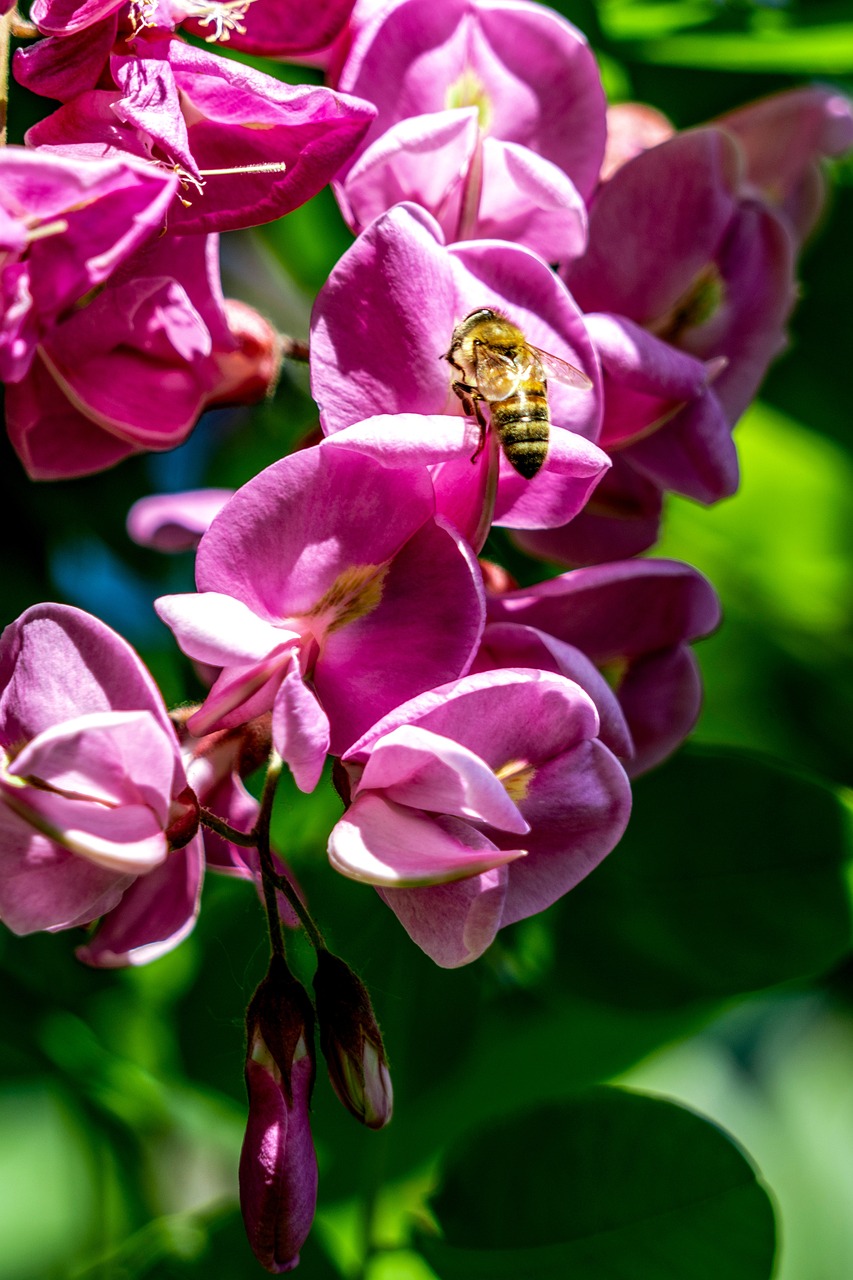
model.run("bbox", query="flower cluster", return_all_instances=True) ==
[1,0,851,1271]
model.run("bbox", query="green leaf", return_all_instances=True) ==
[634,24,853,72]
[421,1090,775,1278]
[553,747,852,1009]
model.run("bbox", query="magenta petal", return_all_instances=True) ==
[76,836,204,967]
[491,426,609,530]
[513,454,663,566]
[4,362,141,480]
[618,647,703,777]
[473,623,633,762]
[13,17,118,100]
[357,724,529,833]
[126,489,234,552]
[328,793,524,886]
[0,603,178,749]
[195,446,435,617]
[377,866,507,967]
[477,139,588,263]
[625,388,739,503]
[497,738,631,927]
[30,0,121,35]
[316,515,486,754]
[339,107,479,237]
[272,663,331,794]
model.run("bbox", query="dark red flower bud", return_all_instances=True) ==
[239,956,317,1273]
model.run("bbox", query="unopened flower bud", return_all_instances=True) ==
[239,956,317,1274]
[312,950,393,1131]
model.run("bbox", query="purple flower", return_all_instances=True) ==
[155,445,486,791]
[485,559,721,775]
[329,668,631,966]
[312,203,608,543]
[0,147,176,385]
[0,603,203,964]
[240,957,318,1274]
[4,232,249,480]
[715,86,853,246]
[565,128,796,509]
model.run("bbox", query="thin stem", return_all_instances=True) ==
[254,750,286,958]
[271,871,326,953]
[198,806,257,848]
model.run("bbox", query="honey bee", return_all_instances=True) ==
[443,307,592,478]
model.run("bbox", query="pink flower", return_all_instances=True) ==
[0,603,203,965]
[331,0,605,259]
[155,444,486,791]
[4,233,253,480]
[565,127,796,507]
[312,203,608,545]
[26,35,376,235]
[485,559,721,775]
[329,668,631,966]
[240,957,318,1274]
[0,146,176,384]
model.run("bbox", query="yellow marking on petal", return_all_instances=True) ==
[649,262,726,344]
[307,563,390,636]
[495,758,536,805]
[445,67,493,133]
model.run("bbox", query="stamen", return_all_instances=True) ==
[446,66,493,133]
[25,218,69,244]
[197,162,287,177]
[179,0,255,42]
[495,758,536,804]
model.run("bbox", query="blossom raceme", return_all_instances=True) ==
[312,203,609,546]
[484,560,721,775]
[0,603,204,965]
[155,444,487,792]
[240,956,318,1274]
[0,146,177,385]
[4,232,262,480]
[329,668,631,967]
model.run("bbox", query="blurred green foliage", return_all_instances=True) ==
[2,1,853,1277]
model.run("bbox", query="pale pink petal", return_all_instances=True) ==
[272,661,331,794]
[155,592,298,666]
[357,724,529,833]
[377,865,507,967]
[127,489,234,552]
[328,793,525,886]
[76,835,204,967]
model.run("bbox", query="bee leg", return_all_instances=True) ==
[449,380,488,462]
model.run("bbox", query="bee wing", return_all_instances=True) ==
[530,345,593,391]
[474,344,526,399]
